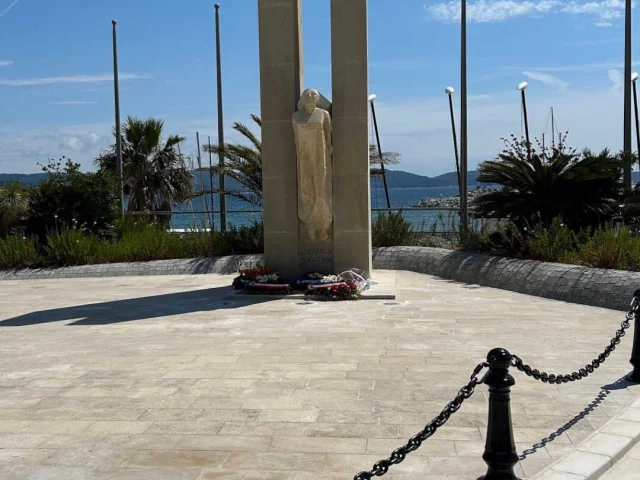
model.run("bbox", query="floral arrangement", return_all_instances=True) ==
[298,270,368,300]
[232,266,291,295]
[232,267,368,300]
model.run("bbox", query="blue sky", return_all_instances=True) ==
[0,0,637,175]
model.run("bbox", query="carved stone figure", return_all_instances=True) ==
[292,88,333,241]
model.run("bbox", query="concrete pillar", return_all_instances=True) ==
[331,0,372,274]
[258,0,303,279]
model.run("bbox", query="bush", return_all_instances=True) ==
[0,236,39,270]
[27,158,119,241]
[44,229,102,266]
[372,211,414,247]
[479,219,640,271]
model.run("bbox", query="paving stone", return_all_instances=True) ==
[1,271,640,479]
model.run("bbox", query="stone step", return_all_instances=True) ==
[600,440,640,479]
[532,397,640,480]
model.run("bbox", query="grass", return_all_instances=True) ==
[0,220,264,270]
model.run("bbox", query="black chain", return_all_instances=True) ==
[511,296,640,384]
[353,362,489,480]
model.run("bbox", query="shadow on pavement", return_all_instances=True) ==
[0,286,273,327]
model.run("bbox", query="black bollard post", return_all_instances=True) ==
[480,348,519,480]
[627,290,640,383]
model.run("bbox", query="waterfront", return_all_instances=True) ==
[170,185,483,231]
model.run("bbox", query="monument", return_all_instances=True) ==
[258,0,371,278]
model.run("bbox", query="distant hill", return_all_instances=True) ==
[380,169,479,188]
[3,169,637,190]
[0,173,47,186]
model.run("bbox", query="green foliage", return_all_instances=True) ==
[0,235,39,269]
[0,180,30,237]
[372,211,414,247]
[204,114,263,207]
[473,135,627,230]
[0,220,265,270]
[95,116,193,212]
[44,228,102,266]
[27,157,119,240]
[479,219,640,271]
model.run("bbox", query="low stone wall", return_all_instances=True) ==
[3,247,639,311]
[0,255,263,281]
[374,247,640,311]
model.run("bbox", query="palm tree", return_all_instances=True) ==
[473,135,627,230]
[96,116,193,212]
[203,115,402,206]
[369,144,401,176]
[0,180,30,236]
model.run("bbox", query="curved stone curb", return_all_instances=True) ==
[531,398,640,479]
[0,255,263,281]
[373,247,640,312]
[3,247,640,311]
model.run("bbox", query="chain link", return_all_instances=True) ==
[511,296,640,384]
[353,362,489,480]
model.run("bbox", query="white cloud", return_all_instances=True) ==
[426,0,630,23]
[595,21,614,26]
[0,73,150,87]
[608,68,623,93]
[522,71,569,90]
[0,0,22,20]
[59,132,103,152]
[426,0,558,22]
[49,101,98,105]
[0,60,12,67]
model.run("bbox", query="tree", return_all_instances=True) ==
[473,135,627,230]
[0,180,30,237]
[27,157,119,240]
[96,116,193,212]
[203,115,403,205]
[203,114,263,207]
[369,144,401,176]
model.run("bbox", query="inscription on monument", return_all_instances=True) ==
[300,247,334,266]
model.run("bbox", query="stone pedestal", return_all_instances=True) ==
[331,0,372,274]
[258,0,303,279]
[258,0,371,278]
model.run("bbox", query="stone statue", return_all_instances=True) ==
[292,88,333,241]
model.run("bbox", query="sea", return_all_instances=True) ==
[170,184,482,232]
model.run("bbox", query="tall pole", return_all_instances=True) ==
[624,0,633,190]
[196,132,210,230]
[460,0,468,232]
[369,97,391,209]
[446,88,461,195]
[208,136,216,230]
[215,3,227,231]
[551,107,555,149]
[111,20,124,218]
[521,89,531,160]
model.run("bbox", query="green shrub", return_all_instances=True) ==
[372,212,414,247]
[576,226,640,270]
[44,229,102,266]
[0,236,39,269]
[27,158,119,241]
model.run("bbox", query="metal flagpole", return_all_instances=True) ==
[446,87,461,196]
[111,20,124,218]
[208,136,216,230]
[368,95,391,210]
[196,132,210,230]
[460,0,468,233]
[215,3,227,231]
[624,0,633,190]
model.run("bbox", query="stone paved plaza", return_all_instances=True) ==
[1,270,640,479]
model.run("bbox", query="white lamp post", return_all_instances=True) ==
[445,87,461,195]
[633,73,639,165]
[368,94,391,209]
[517,81,531,159]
